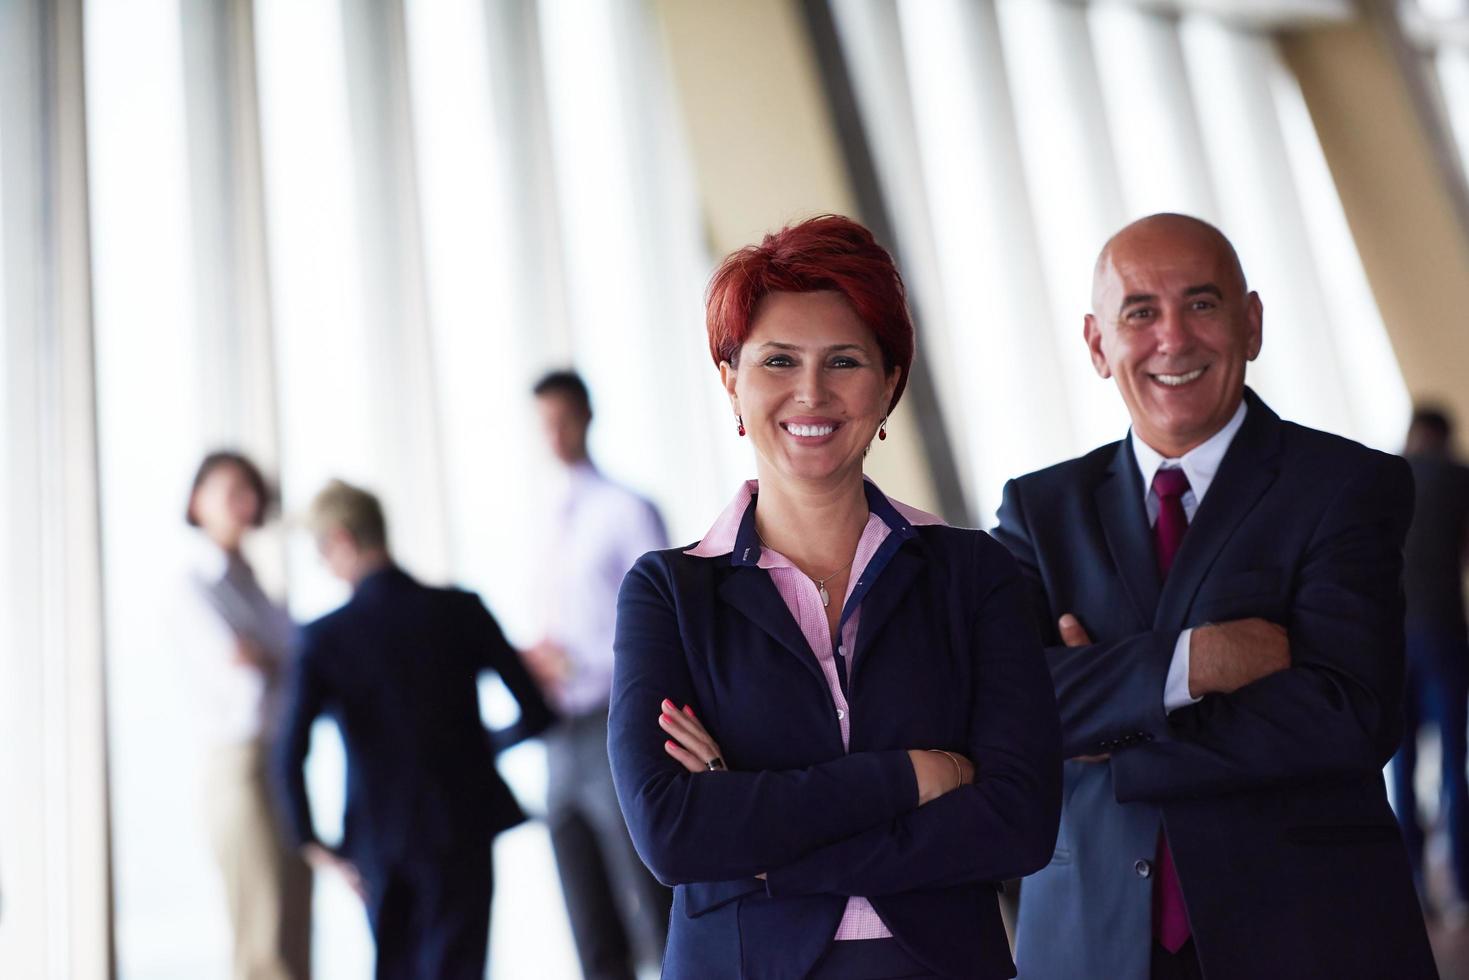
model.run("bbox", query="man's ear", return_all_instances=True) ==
[1084,314,1112,380]
[1244,291,1264,361]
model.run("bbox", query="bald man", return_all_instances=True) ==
[994,214,1434,979]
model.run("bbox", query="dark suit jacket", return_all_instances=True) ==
[994,389,1435,980]
[1403,453,1469,631]
[274,566,554,877]
[609,484,1061,980]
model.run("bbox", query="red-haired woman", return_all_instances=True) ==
[608,215,1061,978]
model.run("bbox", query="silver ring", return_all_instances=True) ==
[705,756,725,771]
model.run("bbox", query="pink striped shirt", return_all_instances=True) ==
[686,479,944,940]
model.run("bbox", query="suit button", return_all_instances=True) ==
[1135,859,1152,878]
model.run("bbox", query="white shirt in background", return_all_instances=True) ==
[541,461,668,717]
[173,536,297,744]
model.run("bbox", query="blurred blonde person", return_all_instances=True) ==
[275,480,554,979]
[177,451,311,980]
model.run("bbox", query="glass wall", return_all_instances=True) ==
[86,0,716,976]
[3,0,1437,975]
[832,0,1410,521]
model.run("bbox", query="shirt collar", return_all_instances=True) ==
[352,563,407,599]
[684,478,944,564]
[1130,399,1248,503]
[187,534,234,584]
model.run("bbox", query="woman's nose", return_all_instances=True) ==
[793,365,830,406]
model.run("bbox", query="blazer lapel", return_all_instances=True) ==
[1155,391,1284,630]
[716,566,829,688]
[1095,440,1162,625]
[850,540,925,683]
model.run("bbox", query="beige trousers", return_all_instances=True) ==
[204,739,313,980]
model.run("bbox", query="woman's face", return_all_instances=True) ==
[192,464,261,548]
[721,290,897,491]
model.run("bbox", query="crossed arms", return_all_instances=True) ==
[607,543,1061,898]
[992,455,1412,803]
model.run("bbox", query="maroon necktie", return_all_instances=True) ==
[1151,466,1191,952]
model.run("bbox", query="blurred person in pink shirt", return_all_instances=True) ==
[527,370,673,980]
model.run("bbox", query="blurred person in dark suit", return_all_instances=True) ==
[1391,406,1469,914]
[995,214,1434,979]
[176,451,311,980]
[526,370,672,979]
[274,479,554,980]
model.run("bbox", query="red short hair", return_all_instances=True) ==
[705,214,915,413]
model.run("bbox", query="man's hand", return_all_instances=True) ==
[303,842,366,901]
[1188,618,1290,698]
[1058,613,1092,648]
[523,640,571,692]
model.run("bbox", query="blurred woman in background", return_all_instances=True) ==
[608,215,1061,979]
[176,451,311,980]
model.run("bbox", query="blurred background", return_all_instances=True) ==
[4,0,1469,977]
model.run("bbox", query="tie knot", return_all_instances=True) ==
[1152,467,1190,500]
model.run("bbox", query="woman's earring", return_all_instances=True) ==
[736,415,746,437]
[878,417,888,441]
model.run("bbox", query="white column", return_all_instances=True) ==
[0,0,112,975]
[1180,15,1357,438]
[339,0,450,581]
[180,0,280,464]
[894,0,1073,520]
[179,0,288,593]
[1089,2,1221,222]
[403,0,559,635]
[829,0,977,511]
[996,0,1132,452]
[538,0,733,540]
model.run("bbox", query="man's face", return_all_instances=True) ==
[536,393,590,466]
[1084,218,1263,458]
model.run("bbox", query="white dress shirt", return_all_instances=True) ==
[173,536,297,744]
[541,461,668,716]
[1129,399,1248,713]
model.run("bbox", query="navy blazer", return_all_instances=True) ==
[610,484,1061,980]
[994,390,1435,979]
[274,566,554,876]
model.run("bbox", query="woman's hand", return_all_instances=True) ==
[659,699,727,773]
[908,749,975,805]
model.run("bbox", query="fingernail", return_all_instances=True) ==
[661,699,673,709]
[665,740,675,750]
[682,705,695,718]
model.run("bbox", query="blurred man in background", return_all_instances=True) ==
[528,370,672,979]
[1391,406,1469,916]
[274,479,553,980]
